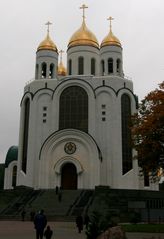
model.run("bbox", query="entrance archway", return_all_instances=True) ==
[61,163,77,189]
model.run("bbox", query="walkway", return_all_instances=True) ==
[0,221,164,239]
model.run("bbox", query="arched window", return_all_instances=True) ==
[91,58,96,75]
[35,64,39,79]
[49,63,54,78]
[68,59,72,75]
[59,86,88,132]
[12,165,17,187]
[108,58,113,74]
[78,57,84,75]
[22,98,30,173]
[117,59,121,73]
[41,62,47,78]
[121,94,132,174]
[101,60,105,75]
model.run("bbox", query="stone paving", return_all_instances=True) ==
[0,221,164,239]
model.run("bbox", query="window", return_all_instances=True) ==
[49,63,54,78]
[144,172,150,187]
[108,58,113,74]
[35,64,39,79]
[102,104,106,109]
[22,98,30,173]
[102,117,106,121]
[102,111,106,115]
[68,59,72,75]
[117,59,121,73]
[59,86,88,132]
[41,62,47,78]
[91,58,96,75]
[101,60,105,75]
[12,165,17,187]
[121,94,132,174]
[78,57,84,75]
[43,107,47,111]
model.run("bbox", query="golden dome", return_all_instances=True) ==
[68,20,99,49]
[58,50,66,76]
[58,61,67,76]
[101,17,121,48]
[37,33,58,52]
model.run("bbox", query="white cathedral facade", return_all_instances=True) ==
[4,6,158,190]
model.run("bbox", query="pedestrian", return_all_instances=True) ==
[34,209,47,239]
[76,215,83,233]
[44,225,53,239]
[58,188,62,202]
[21,208,26,221]
[84,214,90,229]
[30,210,35,221]
[55,186,59,194]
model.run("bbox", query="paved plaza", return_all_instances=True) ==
[0,221,164,239]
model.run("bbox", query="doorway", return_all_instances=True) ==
[61,163,77,189]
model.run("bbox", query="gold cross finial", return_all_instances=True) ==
[80,4,88,20]
[107,16,114,31]
[45,21,52,33]
[59,50,64,62]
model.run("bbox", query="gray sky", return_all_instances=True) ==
[0,0,163,163]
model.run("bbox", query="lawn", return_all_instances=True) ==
[122,224,164,233]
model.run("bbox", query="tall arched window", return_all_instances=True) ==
[68,59,72,75]
[91,58,96,75]
[22,98,30,173]
[35,64,39,79]
[108,58,113,74]
[117,59,121,73]
[12,165,17,187]
[49,63,54,78]
[59,86,88,132]
[41,62,47,78]
[121,94,132,174]
[101,60,105,75]
[78,57,84,75]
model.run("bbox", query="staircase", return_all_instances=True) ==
[0,188,94,221]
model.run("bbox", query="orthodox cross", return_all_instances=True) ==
[45,21,52,33]
[59,50,64,62]
[80,4,88,20]
[107,16,114,31]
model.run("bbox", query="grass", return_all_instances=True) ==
[122,223,164,233]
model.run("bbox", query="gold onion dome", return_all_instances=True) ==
[68,4,99,49]
[101,17,121,48]
[58,50,66,76]
[37,21,58,52]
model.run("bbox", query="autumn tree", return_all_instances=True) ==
[131,81,164,180]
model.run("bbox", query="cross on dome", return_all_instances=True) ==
[107,16,114,31]
[59,49,64,62]
[45,21,52,34]
[80,4,88,20]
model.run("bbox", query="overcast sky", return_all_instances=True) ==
[0,0,163,163]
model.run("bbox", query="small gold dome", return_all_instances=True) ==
[101,29,121,47]
[37,33,58,52]
[58,50,66,76]
[68,20,99,49]
[58,62,67,76]
[101,17,121,48]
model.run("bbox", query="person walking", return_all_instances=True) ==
[34,209,47,239]
[44,225,53,239]
[76,215,83,233]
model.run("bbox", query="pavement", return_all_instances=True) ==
[0,221,164,239]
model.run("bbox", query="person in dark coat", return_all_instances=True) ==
[76,215,83,233]
[34,209,47,239]
[44,225,53,239]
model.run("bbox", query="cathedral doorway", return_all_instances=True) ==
[61,163,77,189]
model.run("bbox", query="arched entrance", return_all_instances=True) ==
[61,163,77,189]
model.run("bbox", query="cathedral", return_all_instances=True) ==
[4,5,158,190]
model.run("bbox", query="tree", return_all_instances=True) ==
[131,81,164,180]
